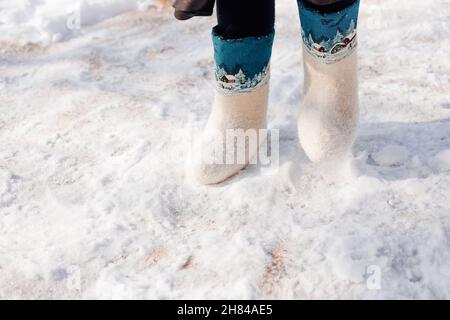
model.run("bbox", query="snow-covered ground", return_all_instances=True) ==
[0,0,157,44]
[1,0,450,299]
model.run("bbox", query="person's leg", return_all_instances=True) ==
[307,0,351,6]
[216,0,275,39]
[189,0,275,184]
[296,0,360,161]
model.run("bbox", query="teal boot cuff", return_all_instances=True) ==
[212,27,275,94]
[298,0,360,64]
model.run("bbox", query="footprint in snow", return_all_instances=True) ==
[47,157,90,206]
[369,145,410,167]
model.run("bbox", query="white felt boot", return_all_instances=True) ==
[298,47,358,162]
[189,82,269,185]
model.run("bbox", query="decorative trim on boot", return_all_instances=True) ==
[298,0,360,64]
[212,27,275,94]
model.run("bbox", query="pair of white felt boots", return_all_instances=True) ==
[188,45,358,185]
[188,0,361,184]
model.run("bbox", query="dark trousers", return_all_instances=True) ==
[216,0,357,39]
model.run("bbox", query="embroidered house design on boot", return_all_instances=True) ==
[302,19,357,64]
[216,65,270,93]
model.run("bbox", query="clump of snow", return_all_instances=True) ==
[430,149,450,172]
[371,145,410,167]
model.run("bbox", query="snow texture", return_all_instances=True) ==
[0,0,155,44]
[1,0,450,299]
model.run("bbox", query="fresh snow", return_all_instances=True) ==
[0,0,156,44]
[1,0,450,299]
